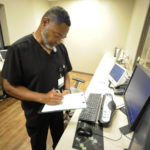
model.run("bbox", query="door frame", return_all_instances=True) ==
[133,5,150,68]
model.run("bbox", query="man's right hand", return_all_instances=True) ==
[44,89,63,105]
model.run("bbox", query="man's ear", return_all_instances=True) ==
[41,17,49,27]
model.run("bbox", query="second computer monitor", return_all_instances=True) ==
[124,64,150,130]
[108,63,126,87]
[128,97,150,150]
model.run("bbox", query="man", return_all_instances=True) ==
[2,6,72,150]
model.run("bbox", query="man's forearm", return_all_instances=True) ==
[3,79,47,104]
[64,72,70,89]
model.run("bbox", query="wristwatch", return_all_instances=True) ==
[65,88,71,93]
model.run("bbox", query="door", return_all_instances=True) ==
[138,24,150,70]
[134,5,150,71]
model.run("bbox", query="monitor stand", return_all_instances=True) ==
[119,124,132,135]
[119,106,132,135]
[119,106,127,115]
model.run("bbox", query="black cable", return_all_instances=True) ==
[108,81,114,89]
[92,132,123,141]
[123,134,132,141]
[116,105,125,110]
[116,108,121,110]
[118,104,125,108]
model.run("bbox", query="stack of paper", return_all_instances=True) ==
[41,92,87,113]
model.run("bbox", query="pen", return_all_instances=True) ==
[54,88,64,98]
[54,88,60,93]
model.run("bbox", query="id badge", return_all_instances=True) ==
[58,76,64,89]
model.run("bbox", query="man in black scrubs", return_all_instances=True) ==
[2,6,72,150]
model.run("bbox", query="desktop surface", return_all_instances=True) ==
[55,53,132,150]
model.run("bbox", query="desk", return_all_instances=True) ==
[56,53,133,150]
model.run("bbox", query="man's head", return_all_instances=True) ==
[40,6,71,50]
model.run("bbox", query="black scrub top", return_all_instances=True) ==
[2,34,72,114]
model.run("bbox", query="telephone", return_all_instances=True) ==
[114,79,130,95]
[116,49,125,63]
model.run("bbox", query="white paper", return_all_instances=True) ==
[41,92,87,113]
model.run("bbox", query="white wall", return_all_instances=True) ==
[0,0,35,44]
[0,0,137,74]
[125,0,150,69]
[0,0,50,44]
[48,0,135,74]
[32,0,51,29]
[0,4,10,46]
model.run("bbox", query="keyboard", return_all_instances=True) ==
[79,93,102,124]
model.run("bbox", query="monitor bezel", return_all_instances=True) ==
[124,64,150,131]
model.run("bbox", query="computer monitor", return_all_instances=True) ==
[128,97,150,150]
[0,49,7,62]
[108,63,126,87]
[124,64,150,131]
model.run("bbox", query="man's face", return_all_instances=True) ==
[41,21,69,50]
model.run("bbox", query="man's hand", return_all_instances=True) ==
[62,89,71,96]
[44,89,63,105]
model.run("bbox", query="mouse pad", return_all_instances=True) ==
[72,121,104,150]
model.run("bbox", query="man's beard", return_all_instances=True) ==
[41,27,54,50]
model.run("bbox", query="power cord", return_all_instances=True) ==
[92,132,123,141]
[93,131,131,142]
[123,134,132,141]
[108,81,115,89]
[116,105,125,110]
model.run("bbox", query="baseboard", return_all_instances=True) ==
[71,70,93,76]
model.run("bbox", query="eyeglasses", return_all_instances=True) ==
[51,30,67,40]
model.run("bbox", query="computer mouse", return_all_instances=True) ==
[77,127,92,137]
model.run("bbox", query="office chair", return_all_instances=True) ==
[0,49,8,102]
[0,92,7,102]
[0,78,8,102]
[70,77,85,93]
[64,77,85,126]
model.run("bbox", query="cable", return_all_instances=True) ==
[92,132,123,141]
[116,105,125,110]
[123,134,132,141]
[108,81,114,89]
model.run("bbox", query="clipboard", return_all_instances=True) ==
[38,92,87,114]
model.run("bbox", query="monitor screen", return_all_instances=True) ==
[128,98,150,150]
[124,64,150,130]
[108,63,126,86]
